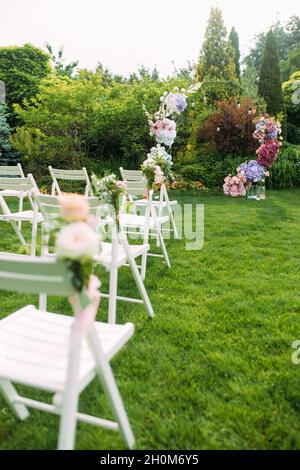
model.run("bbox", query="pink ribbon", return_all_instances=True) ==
[69,275,101,345]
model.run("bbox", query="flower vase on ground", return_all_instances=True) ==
[256,184,261,201]
[247,183,256,199]
[258,178,266,200]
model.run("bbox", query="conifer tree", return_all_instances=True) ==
[258,30,284,115]
[228,27,240,78]
[0,105,18,164]
[196,7,237,83]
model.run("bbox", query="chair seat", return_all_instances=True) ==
[95,242,149,269]
[0,190,25,197]
[0,210,44,222]
[0,305,134,393]
[120,213,169,229]
[132,199,177,207]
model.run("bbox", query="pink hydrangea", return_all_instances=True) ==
[149,118,177,147]
[223,170,247,197]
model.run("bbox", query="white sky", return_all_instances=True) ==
[0,0,299,77]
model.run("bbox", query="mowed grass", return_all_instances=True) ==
[0,190,300,449]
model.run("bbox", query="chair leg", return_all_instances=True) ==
[57,342,81,450]
[30,202,39,256]
[168,205,179,239]
[10,220,27,247]
[87,328,135,449]
[18,194,24,232]
[108,265,118,324]
[157,227,171,268]
[39,225,49,310]
[156,230,160,247]
[39,294,47,311]
[31,221,38,256]
[141,249,148,281]
[0,379,29,420]
[108,233,119,324]
[151,206,171,269]
[140,205,150,281]
[120,235,154,318]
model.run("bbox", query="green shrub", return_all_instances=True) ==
[0,44,50,112]
[282,71,300,144]
[176,155,243,188]
[11,72,192,180]
[269,144,300,188]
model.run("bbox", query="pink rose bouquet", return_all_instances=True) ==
[223,170,247,197]
[149,118,177,147]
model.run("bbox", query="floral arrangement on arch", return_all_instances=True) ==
[223,114,282,197]
[141,84,201,188]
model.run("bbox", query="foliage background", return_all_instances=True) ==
[0,10,299,190]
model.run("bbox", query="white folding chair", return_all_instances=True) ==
[0,164,26,230]
[0,174,43,255]
[119,179,171,280]
[49,166,94,197]
[120,167,179,239]
[0,254,135,450]
[35,194,154,324]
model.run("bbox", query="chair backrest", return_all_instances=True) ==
[119,167,149,200]
[49,166,93,197]
[124,180,149,197]
[0,254,75,297]
[120,168,144,182]
[0,173,37,192]
[35,193,63,222]
[0,164,25,178]
[0,174,38,214]
[35,194,104,221]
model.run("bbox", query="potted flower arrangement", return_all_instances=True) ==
[224,114,282,199]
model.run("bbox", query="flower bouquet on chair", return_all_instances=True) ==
[54,193,101,310]
[92,173,127,228]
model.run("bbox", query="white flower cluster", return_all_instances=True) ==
[56,222,100,260]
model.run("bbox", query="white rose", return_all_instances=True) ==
[56,222,100,260]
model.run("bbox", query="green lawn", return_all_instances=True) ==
[0,190,300,449]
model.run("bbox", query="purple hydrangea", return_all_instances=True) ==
[239,160,265,183]
[175,94,187,113]
[266,130,278,140]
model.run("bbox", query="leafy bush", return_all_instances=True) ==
[0,44,50,111]
[197,98,259,156]
[269,144,300,188]
[11,72,191,181]
[176,155,243,188]
[283,71,300,144]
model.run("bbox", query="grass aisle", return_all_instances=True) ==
[0,190,300,449]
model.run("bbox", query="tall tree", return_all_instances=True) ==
[258,30,284,115]
[45,43,78,77]
[228,27,240,78]
[241,66,259,101]
[281,43,300,81]
[196,7,236,82]
[244,15,300,77]
[195,8,238,102]
[0,44,50,109]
